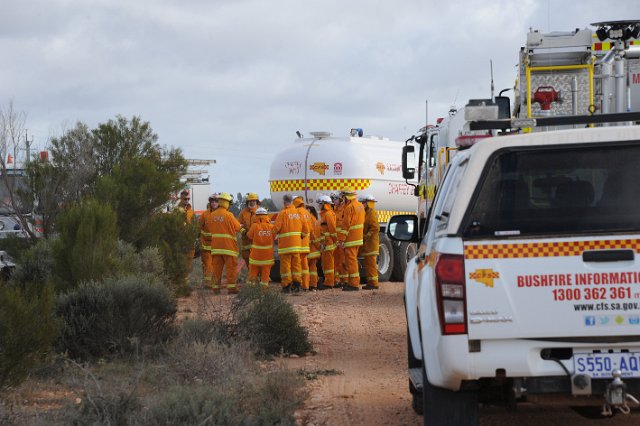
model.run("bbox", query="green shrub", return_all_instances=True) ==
[0,282,60,389]
[139,211,199,296]
[8,238,55,287]
[112,240,167,285]
[149,385,240,425]
[233,285,312,356]
[53,199,119,291]
[56,275,177,360]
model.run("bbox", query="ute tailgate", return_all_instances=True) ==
[464,235,640,340]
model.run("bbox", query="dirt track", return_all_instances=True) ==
[276,282,640,426]
[284,283,418,426]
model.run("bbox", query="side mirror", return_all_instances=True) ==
[494,96,511,119]
[402,145,416,179]
[387,214,419,242]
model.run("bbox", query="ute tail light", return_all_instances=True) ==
[435,254,467,335]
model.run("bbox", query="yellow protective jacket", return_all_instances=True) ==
[274,204,309,254]
[199,208,215,252]
[246,216,275,266]
[338,199,365,248]
[178,204,194,224]
[296,205,314,254]
[361,207,380,256]
[309,219,322,260]
[209,206,242,257]
[319,206,337,251]
[238,206,258,251]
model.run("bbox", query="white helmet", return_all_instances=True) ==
[256,207,268,215]
[317,195,333,205]
[364,194,377,202]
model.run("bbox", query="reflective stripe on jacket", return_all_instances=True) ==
[238,206,257,251]
[274,204,309,254]
[339,199,365,247]
[361,207,380,256]
[209,207,242,256]
[246,217,275,265]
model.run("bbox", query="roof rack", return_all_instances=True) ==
[469,111,640,131]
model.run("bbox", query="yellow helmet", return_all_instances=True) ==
[246,192,259,201]
[218,192,233,202]
[293,195,304,207]
[341,186,356,196]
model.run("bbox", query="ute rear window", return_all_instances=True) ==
[462,143,640,238]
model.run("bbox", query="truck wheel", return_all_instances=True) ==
[392,242,417,281]
[377,233,394,282]
[269,260,281,282]
[422,367,478,426]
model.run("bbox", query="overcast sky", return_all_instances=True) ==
[1,0,637,197]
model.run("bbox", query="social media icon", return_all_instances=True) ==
[585,316,596,326]
[629,316,640,325]
[616,315,625,325]
[599,316,610,325]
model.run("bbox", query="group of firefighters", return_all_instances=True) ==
[178,187,380,294]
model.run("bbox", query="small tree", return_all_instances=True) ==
[139,211,199,295]
[0,101,39,240]
[53,200,118,291]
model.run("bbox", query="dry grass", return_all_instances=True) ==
[1,261,307,425]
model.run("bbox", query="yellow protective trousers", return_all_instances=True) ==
[201,250,213,287]
[344,246,361,288]
[300,253,309,289]
[248,264,271,289]
[334,246,346,284]
[279,252,301,287]
[308,256,319,288]
[212,255,238,292]
[320,249,335,287]
[363,255,379,287]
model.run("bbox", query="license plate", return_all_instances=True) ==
[573,352,640,378]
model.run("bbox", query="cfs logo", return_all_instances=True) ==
[258,230,272,237]
[309,162,329,176]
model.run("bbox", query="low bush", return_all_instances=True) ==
[233,284,312,356]
[0,282,60,389]
[112,240,167,285]
[56,275,177,360]
[8,238,55,287]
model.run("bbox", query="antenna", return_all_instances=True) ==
[490,59,495,100]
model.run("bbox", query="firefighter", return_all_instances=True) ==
[238,192,260,271]
[316,195,337,290]
[293,195,314,290]
[361,194,380,290]
[331,191,346,288]
[274,194,309,293]
[307,205,321,290]
[210,192,243,294]
[246,207,274,291]
[177,189,195,278]
[199,193,218,288]
[337,187,365,291]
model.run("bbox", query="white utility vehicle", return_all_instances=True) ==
[389,20,640,425]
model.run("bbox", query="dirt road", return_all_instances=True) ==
[281,282,640,426]
[285,283,418,426]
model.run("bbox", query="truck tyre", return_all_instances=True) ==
[392,242,417,281]
[377,233,394,282]
[422,367,478,426]
[269,260,281,282]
